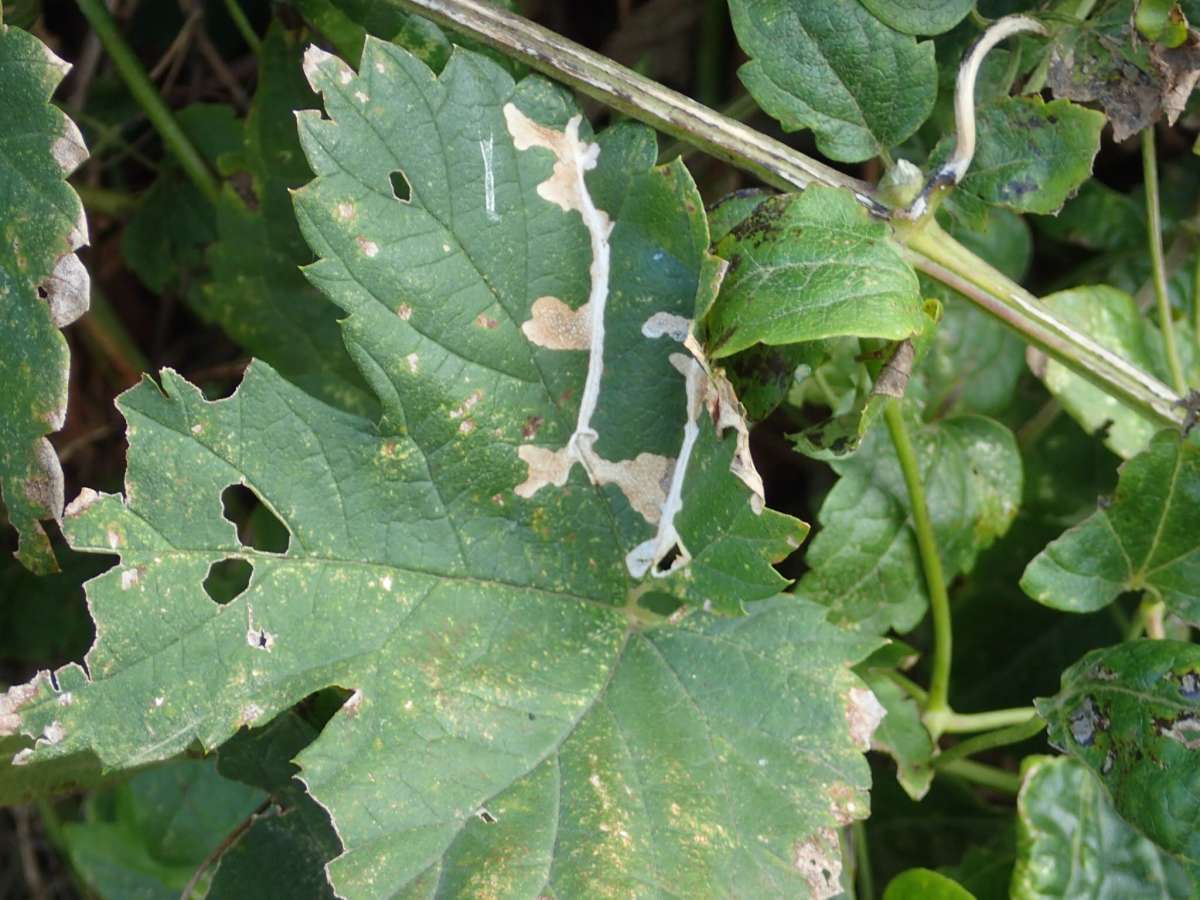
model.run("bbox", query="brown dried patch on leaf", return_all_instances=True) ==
[1152,32,1200,125]
[504,104,608,222]
[845,686,886,751]
[521,297,591,351]
[0,680,43,737]
[515,445,672,525]
[514,446,574,499]
[793,828,843,900]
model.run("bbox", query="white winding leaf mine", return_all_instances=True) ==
[506,103,769,580]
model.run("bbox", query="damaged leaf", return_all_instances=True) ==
[1037,640,1200,866]
[705,187,926,359]
[800,409,1022,633]
[938,97,1104,217]
[1012,755,1196,899]
[0,41,882,899]
[1047,11,1200,140]
[728,0,938,162]
[0,24,90,572]
[1021,430,1200,623]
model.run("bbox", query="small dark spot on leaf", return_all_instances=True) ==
[1178,671,1200,700]
[36,286,48,300]
[527,712,536,721]
[655,544,683,573]
[522,416,543,440]
[477,808,497,824]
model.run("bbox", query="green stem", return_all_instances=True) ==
[1138,595,1167,639]
[222,0,261,54]
[1193,233,1200,356]
[658,93,761,164]
[878,668,929,706]
[937,707,1039,734]
[1143,127,1188,393]
[853,820,875,900]
[937,759,1022,795]
[1016,397,1062,451]
[883,401,953,728]
[904,224,1185,429]
[934,716,1046,769]
[75,0,220,204]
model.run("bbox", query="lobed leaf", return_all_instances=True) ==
[0,40,883,899]
[1012,755,1196,899]
[1021,430,1200,623]
[0,24,90,572]
[1037,640,1200,867]
[728,0,937,162]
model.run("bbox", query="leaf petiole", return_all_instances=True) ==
[934,716,1046,770]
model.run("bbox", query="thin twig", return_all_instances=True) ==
[12,807,47,900]
[1142,127,1188,393]
[179,799,275,899]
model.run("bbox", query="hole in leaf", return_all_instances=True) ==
[221,484,290,553]
[36,285,48,300]
[654,544,683,574]
[476,808,497,824]
[389,170,411,202]
[204,557,253,605]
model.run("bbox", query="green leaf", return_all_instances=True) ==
[1034,180,1145,252]
[860,670,935,800]
[729,0,938,161]
[1,42,883,898]
[948,97,1105,216]
[1021,430,1200,622]
[800,411,1022,633]
[59,757,265,900]
[859,0,975,35]
[885,867,976,899]
[705,187,926,359]
[1037,640,1200,866]
[1012,754,1196,899]
[201,26,376,416]
[1030,286,1177,460]
[209,711,340,899]
[0,25,89,572]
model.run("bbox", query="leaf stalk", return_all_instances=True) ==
[933,716,1046,769]
[1142,127,1188,393]
[882,401,953,732]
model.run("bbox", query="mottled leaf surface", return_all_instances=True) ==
[729,0,937,161]
[706,187,926,359]
[0,25,89,571]
[1012,755,1196,900]
[1022,431,1200,623]
[1038,640,1200,866]
[947,97,1105,216]
[800,410,1021,633]
[0,41,882,899]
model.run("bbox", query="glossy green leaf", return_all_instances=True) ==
[800,411,1022,633]
[59,758,265,900]
[1031,286,1179,460]
[1022,430,1200,622]
[729,0,937,161]
[0,42,886,899]
[861,671,935,800]
[1037,640,1200,866]
[884,867,976,899]
[860,0,975,35]
[0,25,89,572]
[1012,755,1196,899]
[951,97,1105,216]
[706,187,926,359]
